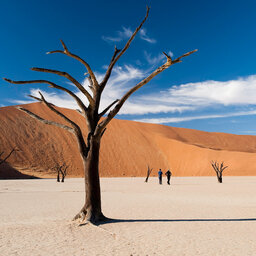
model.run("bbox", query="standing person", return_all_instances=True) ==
[158,169,163,184]
[165,169,172,185]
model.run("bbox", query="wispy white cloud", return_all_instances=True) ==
[102,27,156,44]
[141,75,256,108]
[135,110,256,124]
[241,130,256,134]
[139,28,156,44]
[144,51,174,65]
[102,27,132,42]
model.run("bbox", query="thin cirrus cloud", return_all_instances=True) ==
[135,110,256,124]
[139,28,156,44]
[102,27,133,42]
[102,26,156,44]
[144,50,174,65]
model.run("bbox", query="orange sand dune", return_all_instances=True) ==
[1,103,256,178]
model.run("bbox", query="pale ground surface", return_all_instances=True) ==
[1,177,256,256]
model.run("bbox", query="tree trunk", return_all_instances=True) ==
[74,136,106,223]
[218,175,222,183]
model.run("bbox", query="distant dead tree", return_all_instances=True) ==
[145,165,153,182]
[211,161,228,183]
[4,7,197,223]
[56,168,60,182]
[0,148,18,165]
[60,164,68,182]
[54,163,68,182]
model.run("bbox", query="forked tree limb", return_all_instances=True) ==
[100,6,150,89]
[96,49,197,134]
[30,67,94,106]
[99,99,119,118]
[102,46,121,85]
[220,162,228,173]
[221,166,228,172]
[3,78,88,115]
[47,40,99,89]
[110,46,121,63]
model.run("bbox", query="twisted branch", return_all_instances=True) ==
[17,106,74,133]
[99,99,119,118]
[30,67,94,106]
[37,92,88,156]
[3,78,88,115]
[47,39,99,88]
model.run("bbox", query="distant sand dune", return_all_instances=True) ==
[1,103,256,178]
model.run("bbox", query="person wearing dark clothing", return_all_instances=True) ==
[165,170,172,185]
[158,169,163,184]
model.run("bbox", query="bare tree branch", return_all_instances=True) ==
[110,46,121,63]
[100,6,150,89]
[37,92,88,157]
[30,68,94,106]
[36,91,81,131]
[47,40,99,89]
[17,106,74,133]
[96,49,197,133]
[87,75,96,95]
[100,128,107,138]
[3,78,88,115]
[28,94,43,102]
[99,99,119,118]
[145,165,153,182]
[0,148,17,165]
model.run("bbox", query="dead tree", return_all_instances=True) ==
[54,164,61,182]
[4,7,197,223]
[211,161,228,183]
[0,148,17,165]
[57,169,60,182]
[145,165,153,182]
[60,164,68,182]
[54,164,68,182]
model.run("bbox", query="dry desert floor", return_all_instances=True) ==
[1,177,256,256]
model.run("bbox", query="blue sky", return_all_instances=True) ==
[1,0,256,135]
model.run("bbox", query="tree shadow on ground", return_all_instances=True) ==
[99,217,256,225]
